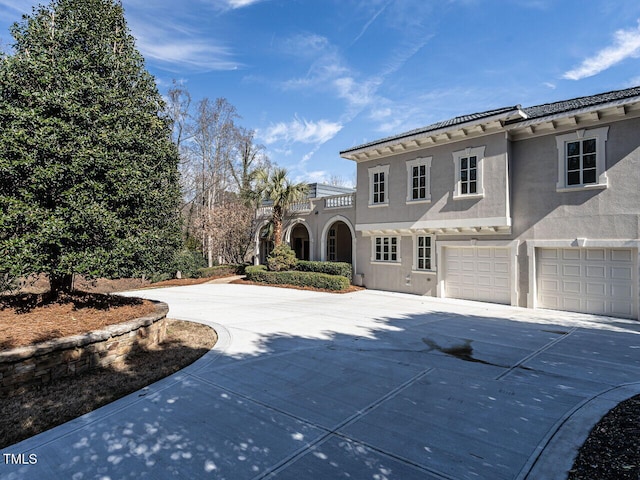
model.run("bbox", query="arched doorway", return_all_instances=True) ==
[325,220,353,264]
[258,224,274,265]
[289,223,310,260]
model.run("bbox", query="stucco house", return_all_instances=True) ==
[257,86,640,320]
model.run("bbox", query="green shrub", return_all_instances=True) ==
[0,272,18,294]
[266,244,297,272]
[295,260,353,281]
[196,264,244,278]
[245,268,349,291]
[174,249,207,278]
[149,272,171,283]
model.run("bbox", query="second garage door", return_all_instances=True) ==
[537,248,637,319]
[444,247,511,304]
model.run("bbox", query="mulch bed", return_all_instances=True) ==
[0,293,156,350]
[568,393,640,479]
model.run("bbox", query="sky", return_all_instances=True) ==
[2,0,640,186]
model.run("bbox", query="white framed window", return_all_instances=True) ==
[413,235,435,271]
[368,165,389,206]
[555,127,609,192]
[372,236,400,263]
[453,146,485,199]
[406,157,432,203]
[327,228,336,261]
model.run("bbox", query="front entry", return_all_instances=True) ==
[326,221,352,264]
[290,224,310,260]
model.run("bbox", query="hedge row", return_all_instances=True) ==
[295,260,352,281]
[245,265,350,291]
[196,264,245,278]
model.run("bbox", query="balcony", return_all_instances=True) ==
[324,193,354,209]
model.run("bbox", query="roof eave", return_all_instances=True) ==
[340,107,527,161]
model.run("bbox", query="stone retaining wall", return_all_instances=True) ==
[0,300,169,396]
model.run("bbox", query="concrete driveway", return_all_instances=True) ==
[3,285,640,480]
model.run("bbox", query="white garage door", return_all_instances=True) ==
[444,247,511,304]
[537,248,637,319]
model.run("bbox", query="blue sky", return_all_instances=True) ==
[2,0,640,186]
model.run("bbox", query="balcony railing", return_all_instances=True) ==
[324,193,354,209]
[256,200,313,218]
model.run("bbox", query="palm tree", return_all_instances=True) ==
[255,167,308,246]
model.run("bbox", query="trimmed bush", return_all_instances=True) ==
[174,249,207,278]
[196,264,244,278]
[295,260,353,281]
[245,268,349,291]
[266,244,297,272]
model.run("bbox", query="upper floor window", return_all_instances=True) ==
[555,127,609,192]
[453,146,485,199]
[368,165,389,206]
[373,236,399,263]
[406,157,432,203]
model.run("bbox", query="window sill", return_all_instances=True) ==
[368,203,389,208]
[406,198,431,205]
[453,193,484,201]
[370,261,402,266]
[556,183,607,193]
[411,269,437,274]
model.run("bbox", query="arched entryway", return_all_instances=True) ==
[321,216,355,272]
[255,223,274,265]
[289,223,311,260]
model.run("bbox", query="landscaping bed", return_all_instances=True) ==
[1,319,216,449]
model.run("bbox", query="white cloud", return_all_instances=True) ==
[563,20,640,80]
[543,82,556,89]
[128,19,239,72]
[261,117,343,145]
[226,0,264,8]
[351,0,392,45]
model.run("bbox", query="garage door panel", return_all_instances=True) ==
[586,282,606,296]
[586,249,605,261]
[444,247,511,305]
[562,265,581,277]
[563,281,582,294]
[611,266,632,280]
[585,300,606,314]
[537,248,637,319]
[563,249,581,260]
[586,266,605,278]
[612,250,632,262]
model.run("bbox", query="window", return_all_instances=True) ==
[453,146,485,199]
[373,236,399,262]
[414,235,434,271]
[368,165,389,206]
[406,157,432,203]
[556,127,609,191]
[328,228,336,261]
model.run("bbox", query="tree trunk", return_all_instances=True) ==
[273,207,283,246]
[49,273,73,299]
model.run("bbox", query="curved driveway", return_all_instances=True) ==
[4,284,640,480]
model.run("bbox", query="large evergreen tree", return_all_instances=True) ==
[0,0,182,297]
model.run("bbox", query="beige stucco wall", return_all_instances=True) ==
[355,132,510,227]
[511,118,640,241]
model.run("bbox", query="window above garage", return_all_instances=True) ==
[555,126,609,192]
[452,146,485,200]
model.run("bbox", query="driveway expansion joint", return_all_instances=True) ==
[495,326,578,381]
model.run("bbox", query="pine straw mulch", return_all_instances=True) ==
[1,319,217,449]
[0,293,157,350]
